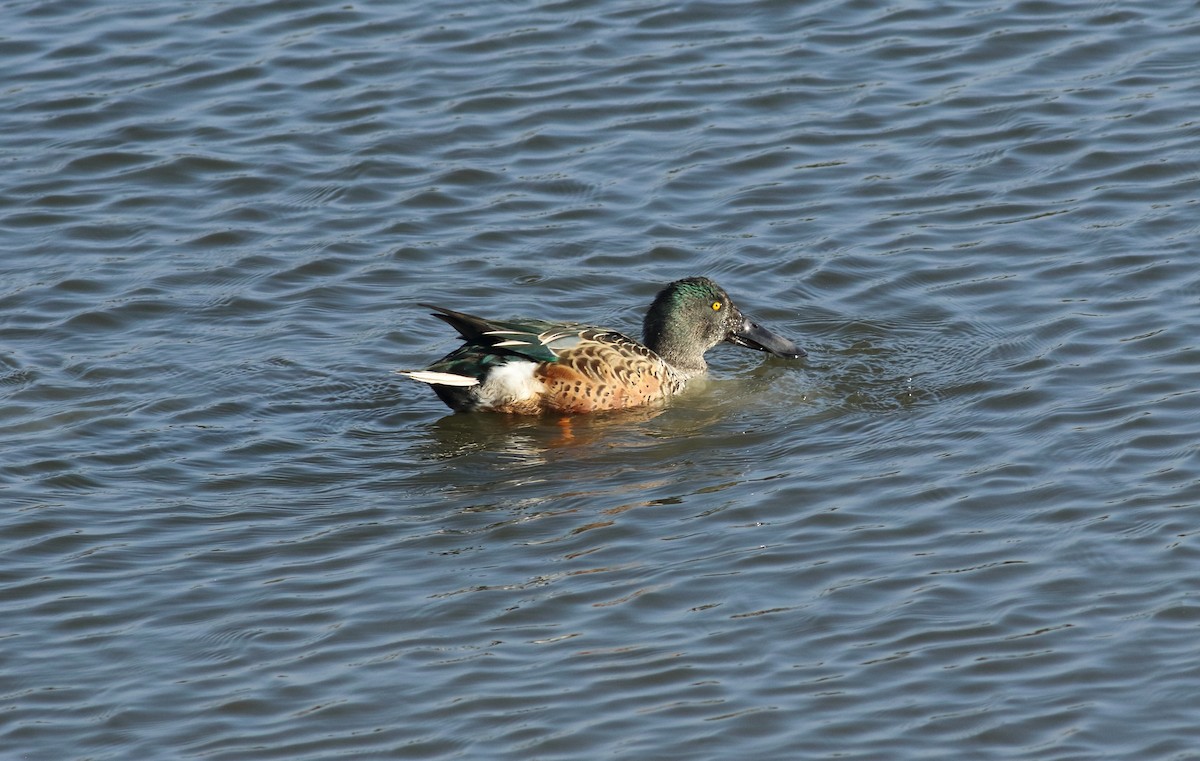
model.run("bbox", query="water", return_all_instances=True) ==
[3,0,1199,758]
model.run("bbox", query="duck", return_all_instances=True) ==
[398,276,804,414]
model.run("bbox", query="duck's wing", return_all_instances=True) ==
[421,304,596,364]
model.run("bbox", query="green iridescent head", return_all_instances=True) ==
[642,277,805,375]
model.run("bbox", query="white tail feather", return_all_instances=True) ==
[396,370,479,387]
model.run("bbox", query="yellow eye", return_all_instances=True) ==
[712,301,722,311]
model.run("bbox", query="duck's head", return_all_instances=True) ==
[642,276,805,375]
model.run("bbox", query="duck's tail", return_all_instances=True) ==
[395,370,479,387]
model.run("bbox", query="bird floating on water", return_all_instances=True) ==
[398,276,804,414]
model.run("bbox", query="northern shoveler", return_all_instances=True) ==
[398,276,805,414]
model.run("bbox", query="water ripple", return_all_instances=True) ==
[4,0,1200,758]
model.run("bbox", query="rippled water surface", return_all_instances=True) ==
[4,1,1200,758]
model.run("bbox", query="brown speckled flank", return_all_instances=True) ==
[527,333,683,413]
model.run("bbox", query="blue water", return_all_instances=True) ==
[3,1,1200,759]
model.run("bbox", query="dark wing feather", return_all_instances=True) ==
[422,304,588,364]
